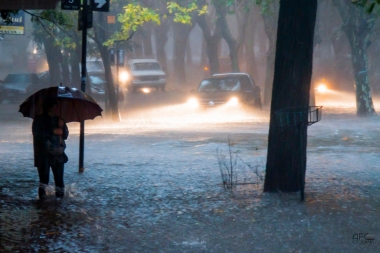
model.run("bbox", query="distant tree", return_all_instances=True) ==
[333,0,377,117]
[91,11,121,121]
[170,0,200,87]
[264,0,318,193]
[31,10,75,87]
[257,0,279,106]
[196,0,222,75]
[105,1,207,86]
[216,0,251,72]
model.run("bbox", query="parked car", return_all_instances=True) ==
[188,73,262,109]
[0,73,41,103]
[88,72,106,101]
[126,59,166,92]
[88,72,124,102]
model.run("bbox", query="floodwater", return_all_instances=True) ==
[1,90,380,252]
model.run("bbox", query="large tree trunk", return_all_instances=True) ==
[264,0,318,193]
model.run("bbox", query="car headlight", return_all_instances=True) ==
[316,84,328,93]
[119,71,130,83]
[187,97,199,108]
[227,97,239,106]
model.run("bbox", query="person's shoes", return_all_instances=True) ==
[38,188,46,200]
[56,191,64,198]
[55,187,65,198]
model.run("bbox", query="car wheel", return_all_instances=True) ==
[254,97,262,110]
[118,92,125,102]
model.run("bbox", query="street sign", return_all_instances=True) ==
[61,0,81,10]
[0,11,25,35]
[78,9,93,31]
[90,0,110,12]
[117,49,124,67]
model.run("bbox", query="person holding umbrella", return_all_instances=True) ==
[32,98,69,199]
[20,85,103,194]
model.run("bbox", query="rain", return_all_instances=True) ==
[1,1,380,252]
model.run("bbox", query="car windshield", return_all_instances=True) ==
[4,74,32,84]
[89,75,106,86]
[132,62,161,71]
[197,77,241,92]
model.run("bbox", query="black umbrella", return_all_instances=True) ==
[19,86,103,123]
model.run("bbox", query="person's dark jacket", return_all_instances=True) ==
[32,114,69,167]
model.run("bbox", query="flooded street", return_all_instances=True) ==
[1,91,380,252]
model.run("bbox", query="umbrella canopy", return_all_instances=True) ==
[19,86,103,123]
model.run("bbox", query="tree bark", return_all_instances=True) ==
[264,0,318,193]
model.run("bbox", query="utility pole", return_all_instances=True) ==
[79,0,89,173]
[62,0,109,172]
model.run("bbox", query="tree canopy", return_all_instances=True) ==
[104,1,207,46]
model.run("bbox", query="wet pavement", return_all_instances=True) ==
[1,95,380,252]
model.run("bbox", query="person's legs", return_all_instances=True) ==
[52,163,65,197]
[37,164,50,199]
